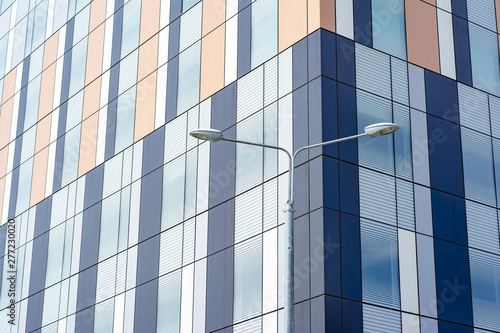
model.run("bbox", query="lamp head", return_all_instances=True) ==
[189,129,223,142]
[364,122,400,138]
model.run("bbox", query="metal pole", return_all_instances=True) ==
[284,155,295,333]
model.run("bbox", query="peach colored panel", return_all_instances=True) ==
[85,24,105,85]
[422,0,436,5]
[0,177,4,223]
[78,112,99,176]
[202,0,225,36]
[0,99,14,150]
[405,0,440,73]
[30,147,49,206]
[1,68,16,106]
[42,31,59,70]
[34,114,52,154]
[200,24,225,101]
[0,147,7,178]
[279,0,308,52]
[83,78,101,120]
[38,63,56,120]
[89,0,107,32]
[134,71,157,141]
[308,0,335,33]
[137,35,159,82]
[139,0,160,44]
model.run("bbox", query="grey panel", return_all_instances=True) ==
[408,64,426,111]
[309,209,325,298]
[293,37,308,90]
[294,163,309,218]
[294,214,310,303]
[76,265,97,312]
[142,127,165,176]
[308,157,324,212]
[410,109,430,186]
[206,247,233,332]
[211,82,237,132]
[138,168,162,242]
[209,127,236,208]
[79,203,101,271]
[83,164,104,210]
[136,235,160,285]
[420,317,438,333]
[75,305,95,332]
[29,233,48,295]
[134,279,158,333]
[414,184,433,236]
[310,296,326,333]
[416,234,437,317]
[293,85,309,166]
[207,199,235,255]
[307,78,323,160]
[294,300,311,333]
[34,196,52,239]
[25,291,44,332]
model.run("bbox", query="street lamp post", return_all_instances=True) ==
[190,122,399,333]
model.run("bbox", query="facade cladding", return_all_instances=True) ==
[1,0,500,332]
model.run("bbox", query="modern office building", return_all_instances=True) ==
[0,0,499,332]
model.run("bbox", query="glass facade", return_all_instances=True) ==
[0,0,500,332]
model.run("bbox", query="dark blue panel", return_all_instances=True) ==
[308,78,322,160]
[452,16,472,86]
[427,115,464,197]
[7,167,19,219]
[336,37,355,87]
[237,6,251,79]
[323,209,341,296]
[76,265,97,311]
[60,47,72,104]
[293,85,308,165]
[79,203,101,270]
[34,196,52,238]
[434,239,472,326]
[353,0,372,47]
[114,0,124,8]
[25,291,44,332]
[142,127,165,176]
[208,126,236,208]
[29,233,48,295]
[139,168,162,242]
[165,56,179,123]
[84,164,104,210]
[337,83,357,164]
[308,30,321,80]
[52,133,65,192]
[134,279,158,333]
[293,37,308,90]
[339,161,359,216]
[211,82,237,131]
[451,0,467,20]
[239,0,251,10]
[324,295,342,333]
[57,101,68,139]
[169,0,182,23]
[321,77,338,158]
[432,190,467,245]
[207,199,235,255]
[64,18,75,53]
[425,70,459,123]
[110,8,122,66]
[323,157,339,210]
[16,55,30,136]
[341,299,362,333]
[340,213,361,301]
[136,235,160,285]
[104,96,120,161]
[206,247,234,332]
[168,19,180,61]
[438,321,473,333]
[320,29,336,80]
[12,135,22,170]
[75,306,95,333]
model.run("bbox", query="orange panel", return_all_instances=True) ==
[42,31,59,70]
[30,147,49,206]
[85,24,105,85]
[308,0,335,33]
[0,99,14,150]
[405,0,440,73]
[422,0,436,5]
[134,71,157,141]
[202,0,225,36]
[139,0,160,44]
[83,78,101,120]
[200,24,225,101]
[34,114,52,154]
[89,0,107,32]
[78,112,99,176]
[278,0,308,52]
[1,68,16,106]
[38,63,56,120]
[0,147,7,178]
[137,35,159,82]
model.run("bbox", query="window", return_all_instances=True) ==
[371,0,406,59]
[121,0,141,58]
[469,24,500,96]
[251,0,277,69]
[114,87,136,154]
[177,42,201,114]
[157,270,182,332]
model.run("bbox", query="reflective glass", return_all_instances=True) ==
[24,75,41,131]
[371,0,406,59]
[94,298,115,333]
[0,35,8,78]
[15,157,34,216]
[469,24,500,96]
[121,0,141,58]
[118,186,131,251]
[115,87,136,153]
[393,103,412,180]
[69,38,88,98]
[251,0,277,69]
[99,192,120,261]
[182,0,199,12]
[61,125,81,187]
[184,150,197,220]
[361,220,400,309]
[177,42,201,114]
[157,270,182,332]
[162,156,185,230]
[31,0,48,50]
[236,111,263,193]
[493,139,500,207]
[45,223,66,286]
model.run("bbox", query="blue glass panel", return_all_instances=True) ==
[431,190,467,245]
[162,156,185,230]
[453,16,472,86]
[451,0,468,19]
[139,168,162,241]
[342,299,362,332]
[336,36,356,86]
[177,42,200,114]
[114,87,136,154]
[324,209,341,296]
[339,161,359,215]
[121,0,141,58]
[341,213,361,301]
[250,0,277,69]
[338,83,357,163]
[469,24,500,96]
[371,0,406,59]
[61,125,81,187]
[353,0,372,47]
[237,6,251,78]
[320,29,336,80]
[324,296,342,332]
[425,70,459,123]
[15,158,33,216]
[292,38,307,89]
[157,271,181,332]
[321,78,338,158]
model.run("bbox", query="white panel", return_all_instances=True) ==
[263,311,278,333]
[21,241,32,299]
[11,93,20,143]
[160,0,171,28]
[132,140,143,182]
[196,142,210,214]
[100,70,110,109]
[398,229,419,314]
[155,64,168,130]
[18,299,28,333]
[106,0,115,18]
[6,138,15,176]
[158,27,169,67]
[194,212,208,260]
[75,176,86,214]
[46,0,55,39]
[437,9,456,80]
[70,213,83,275]
[192,259,207,333]
[66,314,76,333]
[278,94,292,174]
[227,0,238,18]
[414,184,432,236]
[278,48,292,98]
[68,275,79,315]
[45,141,57,197]
[54,25,66,108]
[336,0,354,39]
[113,293,125,333]
[126,246,138,290]
[1,172,11,225]
[102,15,114,73]
[96,105,107,166]
[416,234,437,317]
[225,15,238,86]
[27,206,36,242]
[436,0,451,11]
[180,264,194,333]
[411,109,430,186]
[408,64,426,112]
[58,318,67,333]
[263,228,278,313]
[123,289,136,333]
[128,180,141,247]
[402,312,420,333]
[277,224,284,309]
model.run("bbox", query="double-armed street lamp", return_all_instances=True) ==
[190,122,400,333]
